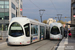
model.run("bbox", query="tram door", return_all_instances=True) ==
[60,27,64,38]
[31,24,38,43]
[40,26,45,40]
[46,27,49,39]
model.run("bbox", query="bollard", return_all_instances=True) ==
[0,31,3,40]
[0,32,2,40]
[0,36,2,40]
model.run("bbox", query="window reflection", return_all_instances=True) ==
[51,26,60,35]
[5,1,9,4]
[0,1,4,4]
[31,24,38,36]
[0,1,9,20]
[24,24,30,37]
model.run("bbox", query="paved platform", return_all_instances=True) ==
[57,37,68,50]
[0,39,6,43]
[57,37,75,50]
[64,37,75,50]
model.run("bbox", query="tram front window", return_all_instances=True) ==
[24,24,30,37]
[51,26,60,35]
[9,22,24,37]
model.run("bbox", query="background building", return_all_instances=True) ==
[67,21,71,29]
[71,0,75,24]
[47,18,56,25]
[16,0,22,17]
[0,0,23,31]
[71,0,75,37]
[53,19,56,22]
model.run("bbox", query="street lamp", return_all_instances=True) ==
[57,14,62,21]
[39,9,45,22]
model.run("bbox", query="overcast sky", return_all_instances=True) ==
[22,0,71,22]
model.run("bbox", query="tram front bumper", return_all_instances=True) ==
[50,34,62,39]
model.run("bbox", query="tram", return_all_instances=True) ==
[8,17,50,45]
[50,22,64,40]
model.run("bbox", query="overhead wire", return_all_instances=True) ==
[50,0,58,13]
[29,0,52,17]
[29,0,40,9]
[28,0,70,21]
[50,0,70,18]
[28,0,70,18]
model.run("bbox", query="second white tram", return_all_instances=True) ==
[50,22,64,40]
[8,17,50,45]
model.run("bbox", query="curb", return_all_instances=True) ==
[55,41,60,50]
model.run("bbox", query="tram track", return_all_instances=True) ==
[14,40,60,50]
[35,41,49,50]
[0,40,60,50]
[51,41,60,50]
[35,40,60,50]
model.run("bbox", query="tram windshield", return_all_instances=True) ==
[9,22,24,37]
[51,26,60,35]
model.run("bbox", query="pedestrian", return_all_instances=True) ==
[64,29,67,38]
[68,30,72,37]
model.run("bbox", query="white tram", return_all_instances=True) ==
[8,17,50,45]
[50,22,64,40]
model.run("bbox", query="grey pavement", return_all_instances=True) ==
[64,37,75,50]
[0,31,7,43]
[0,39,6,43]
[57,37,68,50]
[0,31,8,39]
[57,37,75,50]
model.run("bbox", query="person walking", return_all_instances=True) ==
[64,29,67,38]
[68,30,72,37]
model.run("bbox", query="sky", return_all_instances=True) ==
[22,0,71,22]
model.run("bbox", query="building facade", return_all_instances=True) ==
[0,0,23,31]
[71,0,75,24]
[47,18,56,25]
[67,21,71,29]
[71,0,75,37]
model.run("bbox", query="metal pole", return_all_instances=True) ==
[39,9,45,22]
[57,14,62,21]
[40,16,42,22]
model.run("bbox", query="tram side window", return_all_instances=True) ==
[40,26,42,35]
[31,24,38,36]
[49,27,50,32]
[40,26,45,35]
[60,27,62,35]
[24,24,30,37]
[46,27,49,34]
[42,27,44,35]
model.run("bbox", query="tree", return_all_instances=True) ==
[42,20,47,24]
[57,20,66,24]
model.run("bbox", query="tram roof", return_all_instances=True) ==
[10,17,46,26]
[50,22,62,27]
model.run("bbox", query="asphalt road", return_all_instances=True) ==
[0,40,60,50]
